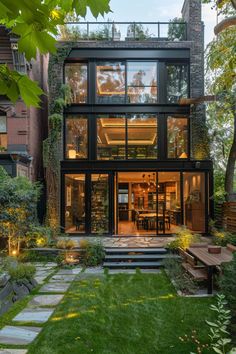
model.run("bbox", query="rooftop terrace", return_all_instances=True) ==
[58,21,188,42]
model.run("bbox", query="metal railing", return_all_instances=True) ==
[57,21,187,42]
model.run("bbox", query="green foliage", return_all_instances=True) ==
[7,262,36,281]
[163,257,198,294]
[19,250,56,263]
[219,253,236,324]
[25,225,54,248]
[0,166,41,254]
[0,0,111,106]
[82,242,105,266]
[167,17,185,40]
[56,239,76,249]
[166,226,201,251]
[212,230,236,246]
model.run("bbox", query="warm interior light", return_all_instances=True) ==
[68,149,76,159]
[12,250,17,256]
[179,152,188,159]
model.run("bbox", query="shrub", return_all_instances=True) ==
[219,253,236,340]
[213,230,236,246]
[18,250,56,263]
[83,242,105,267]
[25,225,54,248]
[56,239,76,249]
[7,263,36,281]
[79,239,89,249]
[163,257,198,294]
[166,226,201,251]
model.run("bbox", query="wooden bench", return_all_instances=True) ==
[227,243,236,252]
[178,248,207,281]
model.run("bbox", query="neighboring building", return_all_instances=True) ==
[49,0,213,236]
[0,26,48,181]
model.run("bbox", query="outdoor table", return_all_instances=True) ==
[187,246,233,294]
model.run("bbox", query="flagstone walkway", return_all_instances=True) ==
[0,263,82,353]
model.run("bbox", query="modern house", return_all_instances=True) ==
[49,0,213,236]
[0,26,48,182]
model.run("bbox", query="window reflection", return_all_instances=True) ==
[167,64,188,103]
[127,114,158,159]
[66,115,87,159]
[167,117,188,159]
[65,63,87,103]
[127,62,157,103]
[65,174,85,233]
[97,116,126,160]
[96,62,125,103]
[91,174,109,233]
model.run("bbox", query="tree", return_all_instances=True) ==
[204,0,236,200]
[0,0,111,107]
[0,167,40,255]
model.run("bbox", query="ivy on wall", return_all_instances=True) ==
[44,44,73,232]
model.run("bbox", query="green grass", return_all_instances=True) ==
[27,271,216,354]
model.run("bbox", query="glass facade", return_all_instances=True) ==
[91,174,109,233]
[65,63,87,103]
[66,116,88,159]
[127,115,158,159]
[127,62,158,103]
[167,117,188,159]
[166,64,188,103]
[96,62,125,103]
[65,174,85,233]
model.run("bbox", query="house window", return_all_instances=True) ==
[127,62,158,103]
[0,115,7,150]
[127,114,158,159]
[91,174,109,233]
[166,64,188,103]
[65,63,87,103]
[97,115,126,160]
[65,115,88,159]
[167,116,188,159]
[65,174,86,233]
[96,62,125,104]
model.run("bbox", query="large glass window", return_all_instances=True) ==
[65,115,87,159]
[65,63,87,103]
[97,115,126,160]
[127,62,157,103]
[127,114,158,159]
[0,115,7,150]
[166,64,188,103]
[91,174,109,233]
[167,116,188,159]
[183,172,206,233]
[96,62,125,104]
[65,174,85,233]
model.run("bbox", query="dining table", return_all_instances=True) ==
[187,246,233,294]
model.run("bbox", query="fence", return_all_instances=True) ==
[215,202,236,233]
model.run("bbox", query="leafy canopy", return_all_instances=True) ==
[0,0,111,106]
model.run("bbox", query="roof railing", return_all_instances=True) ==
[57,21,187,42]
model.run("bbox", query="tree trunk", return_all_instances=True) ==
[225,104,236,201]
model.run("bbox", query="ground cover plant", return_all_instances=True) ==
[27,272,215,354]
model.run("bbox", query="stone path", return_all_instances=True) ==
[0,263,81,352]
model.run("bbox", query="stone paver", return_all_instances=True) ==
[28,294,64,307]
[56,268,82,275]
[39,282,70,293]
[0,350,28,354]
[0,326,42,345]
[50,274,76,282]
[34,276,47,284]
[83,267,104,274]
[13,308,54,324]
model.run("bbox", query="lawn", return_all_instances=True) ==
[28,271,215,354]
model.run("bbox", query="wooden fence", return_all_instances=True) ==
[216,202,236,233]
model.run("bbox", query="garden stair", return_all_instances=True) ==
[103,247,175,269]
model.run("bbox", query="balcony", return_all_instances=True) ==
[58,21,187,42]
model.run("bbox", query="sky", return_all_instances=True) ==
[84,0,217,47]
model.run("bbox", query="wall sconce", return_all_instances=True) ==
[68,149,76,159]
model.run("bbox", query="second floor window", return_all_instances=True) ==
[65,63,88,104]
[65,115,88,159]
[167,116,188,159]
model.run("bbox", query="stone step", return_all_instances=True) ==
[105,247,167,254]
[105,254,169,260]
[103,261,163,269]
